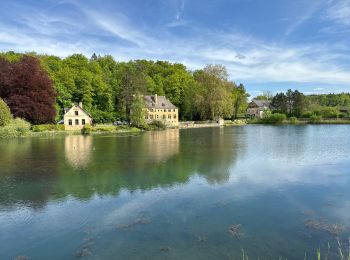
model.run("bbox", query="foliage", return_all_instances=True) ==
[289,116,298,124]
[260,113,286,124]
[1,51,250,123]
[148,120,166,130]
[232,83,250,118]
[271,89,306,117]
[130,93,146,128]
[0,118,31,138]
[0,97,12,126]
[32,124,65,132]
[194,65,234,120]
[81,123,92,135]
[309,114,322,123]
[313,107,340,118]
[0,55,56,124]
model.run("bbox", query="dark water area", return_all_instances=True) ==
[1,125,350,259]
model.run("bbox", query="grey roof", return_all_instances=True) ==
[144,95,177,109]
[251,99,271,108]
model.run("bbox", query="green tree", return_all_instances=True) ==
[194,65,233,120]
[232,83,249,119]
[130,93,146,128]
[0,98,12,126]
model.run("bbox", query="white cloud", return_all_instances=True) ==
[1,0,350,90]
[326,0,350,26]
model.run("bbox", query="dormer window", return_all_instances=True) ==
[75,111,78,116]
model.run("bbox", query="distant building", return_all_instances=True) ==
[247,99,271,118]
[63,102,93,130]
[143,94,179,127]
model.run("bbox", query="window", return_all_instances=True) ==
[168,114,171,119]
[145,116,148,119]
[156,115,159,119]
[163,115,166,119]
[75,119,79,125]
[150,115,154,119]
[82,119,85,125]
[68,119,72,125]
[173,109,175,112]
[75,111,78,116]
[168,109,171,112]
[174,114,177,119]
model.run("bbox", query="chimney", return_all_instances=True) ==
[154,94,158,104]
[79,102,83,108]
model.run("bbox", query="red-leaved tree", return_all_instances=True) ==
[0,56,56,124]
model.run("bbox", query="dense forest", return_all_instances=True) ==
[0,51,249,124]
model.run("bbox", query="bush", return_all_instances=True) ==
[32,124,65,132]
[81,123,92,135]
[314,107,339,118]
[0,98,13,127]
[309,114,322,123]
[301,111,313,118]
[148,120,166,130]
[289,116,298,124]
[0,118,31,138]
[261,113,286,124]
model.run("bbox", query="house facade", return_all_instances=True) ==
[63,102,93,130]
[143,94,179,127]
[247,99,271,119]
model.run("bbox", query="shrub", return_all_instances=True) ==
[301,111,313,118]
[289,116,298,124]
[309,114,322,123]
[261,113,286,124]
[13,118,31,135]
[0,98,13,127]
[148,120,166,130]
[314,107,339,118]
[81,123,92,135]
[0,118,30,138]
[32,124,65,132]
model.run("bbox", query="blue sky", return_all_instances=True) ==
[1,0,350,96]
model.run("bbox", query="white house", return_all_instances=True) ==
[63,102,93,130]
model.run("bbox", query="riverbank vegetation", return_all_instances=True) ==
[0,51,250,125]
[252,90,350,124]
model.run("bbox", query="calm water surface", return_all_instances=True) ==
[1,125,350,259]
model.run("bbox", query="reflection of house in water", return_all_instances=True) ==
[65,135,93,168]
[143,129,179,163]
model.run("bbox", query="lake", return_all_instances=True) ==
[1,125,350,259]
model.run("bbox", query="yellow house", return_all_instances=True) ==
[144,94,179,127]
[63,102,93,130]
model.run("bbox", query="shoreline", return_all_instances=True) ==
[1,119,350,139]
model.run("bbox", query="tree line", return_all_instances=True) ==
[256,89,350,118]
[0,51,250,124]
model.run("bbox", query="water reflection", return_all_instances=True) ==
[0,138,58,209]
[64,135,92,169]
[1,126,350,260]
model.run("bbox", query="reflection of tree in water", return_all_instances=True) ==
[0,127,246,206]
[55,127,244,200]
[64,135,93,169]
[0,138,58,209]
[179,127,242,184]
